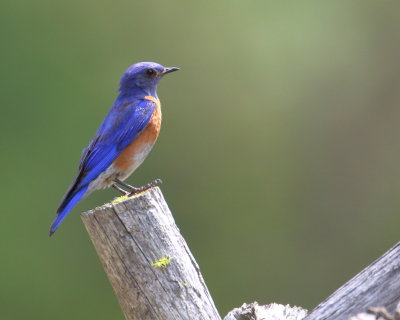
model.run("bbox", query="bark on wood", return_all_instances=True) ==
[223,302,307,320]
[304,242,400,320]
[349,304,400,320]
[81,187,221,320]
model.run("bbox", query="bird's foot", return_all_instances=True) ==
[128,179,162,196]
[112,178,162,196]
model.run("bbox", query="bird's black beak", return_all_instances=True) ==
[162,67,180,75]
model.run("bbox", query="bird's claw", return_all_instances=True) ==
[128,179,162,196]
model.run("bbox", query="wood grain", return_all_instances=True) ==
[81,187,221,320]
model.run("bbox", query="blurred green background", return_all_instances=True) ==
[1,1,400,319]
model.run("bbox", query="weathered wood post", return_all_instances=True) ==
[81,187,221,320]
[81,185,400,320]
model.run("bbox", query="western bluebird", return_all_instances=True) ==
[50,62,179,235]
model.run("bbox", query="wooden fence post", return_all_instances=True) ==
[81,186,400,320]
[81,187,221,320]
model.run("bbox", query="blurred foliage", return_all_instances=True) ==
[1,1,400,319]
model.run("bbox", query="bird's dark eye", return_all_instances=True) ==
[146,68,157,77]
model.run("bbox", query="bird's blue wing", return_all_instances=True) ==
[57,98,156,212]
[79,98,156,184]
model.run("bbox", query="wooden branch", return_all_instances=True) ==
[305,242,400,320]
[81,187,221,320]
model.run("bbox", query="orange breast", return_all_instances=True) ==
[114,96,161,171]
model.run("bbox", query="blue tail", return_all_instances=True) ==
[49,186,88,236]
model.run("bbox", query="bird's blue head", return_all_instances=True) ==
[119,62,179,96]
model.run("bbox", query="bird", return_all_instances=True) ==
[49,62,179,236]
